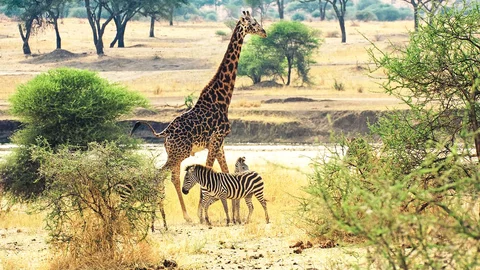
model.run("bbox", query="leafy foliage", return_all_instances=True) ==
[1,68,148,199]
[10,68,147,148]
[239,21,321,86]
[34,142,166,266]
[238,35,286,84]
[299,2,480,268]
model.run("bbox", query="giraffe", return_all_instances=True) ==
[131,11,266,223]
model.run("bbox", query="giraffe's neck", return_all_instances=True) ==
[196,22,245,113]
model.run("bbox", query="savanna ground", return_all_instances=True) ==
[0,16,413,269]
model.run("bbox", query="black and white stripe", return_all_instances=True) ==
[183,163,269,226]
[197,157,250,224]
[116,183,167,231]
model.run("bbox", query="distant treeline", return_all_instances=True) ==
[0,0,413,23]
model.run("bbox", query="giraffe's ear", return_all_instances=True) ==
[246,11,250,16]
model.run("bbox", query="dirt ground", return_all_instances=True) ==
[0,145,363,270]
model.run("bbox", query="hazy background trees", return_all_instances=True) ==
[0,0,419,54]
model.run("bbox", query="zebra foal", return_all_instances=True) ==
[197,157,249,224]
[183,164,269,226]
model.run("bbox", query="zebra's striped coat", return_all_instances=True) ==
[197,157,249,224]
[183,164,269,225]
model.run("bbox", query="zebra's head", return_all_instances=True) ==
[234,156,249,173]
[182,164,199,195]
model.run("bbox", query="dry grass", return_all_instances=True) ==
[0,157,320,270]
[0,18,412,108]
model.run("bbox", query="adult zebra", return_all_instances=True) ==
[116,183,167,231]
[197,157,249,224]
[183,163,269,226]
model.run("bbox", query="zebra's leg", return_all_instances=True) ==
[220,198,231,226]
[255,193,269,224]
[204,198,216,226]
[244,195,254,224]
[198,190,205,223]
[232,199,241,224]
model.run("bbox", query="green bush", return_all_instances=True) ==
[10,68,147,148]
[238,36,287,84]
[1,68,148,199]
[356,9,377,21]
[203,11,217,22]
[239,21,322,86]
[300,2,480,268]
[302,132,479,269]
[291,12,306,21]
[34,142,166,267]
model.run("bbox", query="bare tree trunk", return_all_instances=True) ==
[18,23,31,55]
[149,16,155,38]
[276,0,284,19]
[53,17,62,49]
[169,6,174,26]
[286,57,292,86]
[339,15,346,43]
[413,4,420,31]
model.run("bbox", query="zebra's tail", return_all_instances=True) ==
[131,121,166,138]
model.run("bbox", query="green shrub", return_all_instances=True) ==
[356,9,377,21]
[300,2,480,268]
[215,30,228,37]
[291,12,306,21]
[1,68,148,199]
[333,79,345,91]
[301,132,480,269]
[204,11,217,22]
[238,36,287,84]
[34,142,166,267]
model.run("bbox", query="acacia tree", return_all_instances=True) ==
[325,0,349,42]
[84,0,114,55]
[141,0,188,38]
[275,0,284,19]
[46,0,69,50]
[1,0,51,54]
[401,0,446,31]
[238,36,286,84]
[263,21,321,85]
[107,0,143,48]
[300,0,329,20]
[369,1,480,159]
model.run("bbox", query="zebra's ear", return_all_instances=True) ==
[185,165,194,171]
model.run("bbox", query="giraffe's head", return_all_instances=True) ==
[239,11,267,38]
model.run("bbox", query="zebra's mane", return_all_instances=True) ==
[185,164,215,173]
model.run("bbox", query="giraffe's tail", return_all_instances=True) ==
[130,121,166,138]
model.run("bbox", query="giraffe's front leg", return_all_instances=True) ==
[163,161,192,223]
